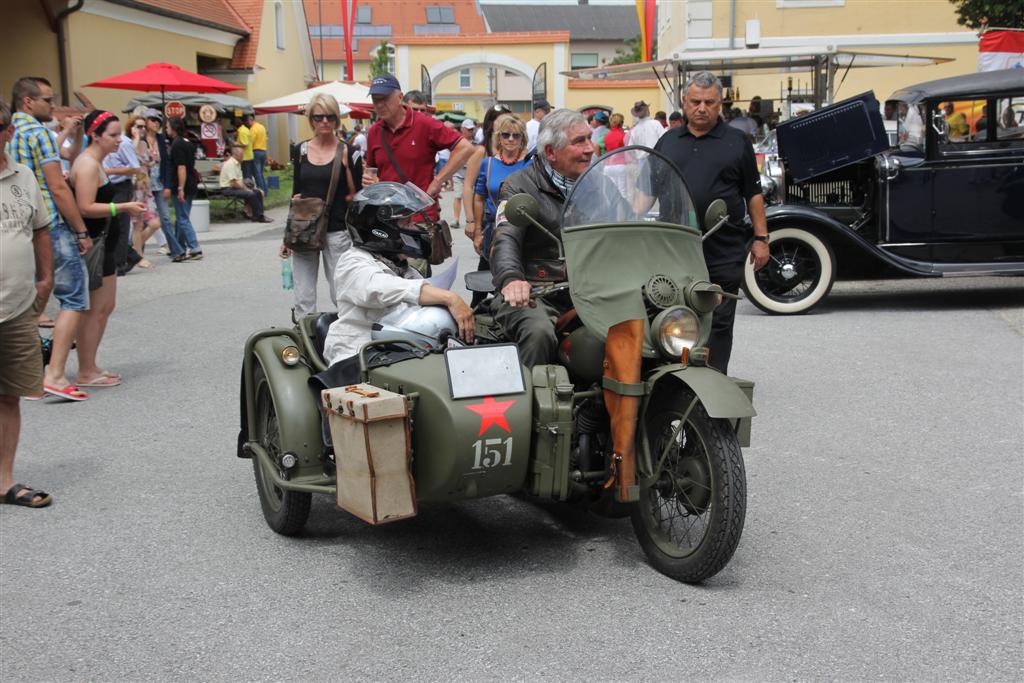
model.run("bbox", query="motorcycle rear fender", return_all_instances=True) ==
[240,331,324,470]
[646,365,756,447]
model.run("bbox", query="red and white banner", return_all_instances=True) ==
[978,30,1024,72]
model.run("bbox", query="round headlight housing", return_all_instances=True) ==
[651,306,701,359]
[281,345,301,366]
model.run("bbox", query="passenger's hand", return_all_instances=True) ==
[425,177,442,199]
[77,235,93,256]
[749,239,770,271]
[501,279,531,307]
[447,294,475,343]
[123,202,147,216]
[279,243,291,258]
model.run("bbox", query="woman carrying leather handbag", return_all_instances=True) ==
[279,94,362,316]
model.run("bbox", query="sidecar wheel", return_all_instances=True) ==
[252,364,311,535]
[631,388,746,583]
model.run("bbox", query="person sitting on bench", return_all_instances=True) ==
[219,144,272,223]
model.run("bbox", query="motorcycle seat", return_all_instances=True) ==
[464,270,496,293]
[314,312,338,361]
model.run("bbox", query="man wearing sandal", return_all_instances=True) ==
[0,98,55,507]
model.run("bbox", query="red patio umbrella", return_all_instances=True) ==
[85,62,241,110]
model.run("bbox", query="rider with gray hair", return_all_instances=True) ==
[489,107,596,367]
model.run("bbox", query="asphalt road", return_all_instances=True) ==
[2,207,1022,681]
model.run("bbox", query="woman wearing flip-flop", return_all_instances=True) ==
[64,110,146,398]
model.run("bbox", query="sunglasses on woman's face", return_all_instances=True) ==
[499,131,523,140]
[312,114,338,123]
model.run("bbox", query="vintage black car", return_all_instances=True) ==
[746,68,1024,314]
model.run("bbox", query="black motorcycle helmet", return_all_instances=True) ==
[346,181,434,259]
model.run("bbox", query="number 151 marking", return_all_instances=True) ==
[472,438,513,470]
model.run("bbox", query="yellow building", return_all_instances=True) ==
[656,0,979,111]
[4,0,318,162]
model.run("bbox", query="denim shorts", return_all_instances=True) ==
[51,224,89,311]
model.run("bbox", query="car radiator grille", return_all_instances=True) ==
[787,180,854,206]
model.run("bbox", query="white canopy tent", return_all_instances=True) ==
[252,81,370,115]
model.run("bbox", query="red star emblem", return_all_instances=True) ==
[464,396,516,436]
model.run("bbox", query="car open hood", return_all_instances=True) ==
[775,91,889,183]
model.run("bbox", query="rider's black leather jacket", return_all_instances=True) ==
[490,162,567,292]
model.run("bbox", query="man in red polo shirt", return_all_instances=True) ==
[362,75,473,219]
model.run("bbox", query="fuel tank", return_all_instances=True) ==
[367,353,533,502]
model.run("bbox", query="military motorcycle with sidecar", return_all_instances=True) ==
[238,146,756,583]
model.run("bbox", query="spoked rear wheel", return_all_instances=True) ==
[252,364,311,535]
[631,387,746,583]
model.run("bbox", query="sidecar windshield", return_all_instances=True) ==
[558,147,708,350]
[561,146,698,230]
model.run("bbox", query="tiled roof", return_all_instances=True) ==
[110,0,250,35]
[227,0,264,69]
[304,0,486,62]
[393,31,570,45]
[482,3,642,41]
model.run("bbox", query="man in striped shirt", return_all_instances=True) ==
[7,77,92,398]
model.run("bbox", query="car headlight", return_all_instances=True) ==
[650,307,701,359]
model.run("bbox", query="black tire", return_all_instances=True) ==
[251,363,311,535]
[743,227,836,314]
[631,387,746,583]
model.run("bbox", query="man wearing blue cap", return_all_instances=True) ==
[361,74,473,220]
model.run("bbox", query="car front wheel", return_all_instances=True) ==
[743,227,835,314]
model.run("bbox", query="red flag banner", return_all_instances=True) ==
[978,30,1024,71]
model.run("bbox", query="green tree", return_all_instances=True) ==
[369,40,392,78]
[609,34,657,66]
[948,0,1024,30]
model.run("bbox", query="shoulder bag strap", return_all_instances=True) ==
[380,129,409,184]
[324,144,344,211]
[485,157,498,210]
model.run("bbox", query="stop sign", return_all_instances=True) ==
[164,100,186,119]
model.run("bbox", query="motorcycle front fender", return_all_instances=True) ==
[646,365,756,447]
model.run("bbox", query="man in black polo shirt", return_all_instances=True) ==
[655,71,769,374]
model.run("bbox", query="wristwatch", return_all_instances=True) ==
[752,235,768,243]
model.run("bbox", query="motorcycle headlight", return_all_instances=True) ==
[650,306,701,359]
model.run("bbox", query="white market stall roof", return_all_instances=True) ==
[562,46,954,107]
[253,81,370,115]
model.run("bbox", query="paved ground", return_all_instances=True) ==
[2,195,1022,680]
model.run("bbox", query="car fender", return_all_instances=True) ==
[240,332,323,464]
[766,204,935,277]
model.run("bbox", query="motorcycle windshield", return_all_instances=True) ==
[560,146,707,349]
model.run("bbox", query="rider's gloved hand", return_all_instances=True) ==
[501,279,531,308]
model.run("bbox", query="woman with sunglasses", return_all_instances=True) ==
[280,93,362,316]
[67,110,146,393]
[126,115,161,268]
[473,114,531,264]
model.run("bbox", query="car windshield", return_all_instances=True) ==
[561,146,698,230]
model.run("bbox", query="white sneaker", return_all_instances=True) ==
[158,247,170,256]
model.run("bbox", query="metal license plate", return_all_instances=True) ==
[445,344,525,400]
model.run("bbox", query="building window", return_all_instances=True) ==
[426,6,455,24]
[275,2,285,49]
[776,0,845,7]
[570,53,599,69]
[459,69,471,90]
[356,6,372,23]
